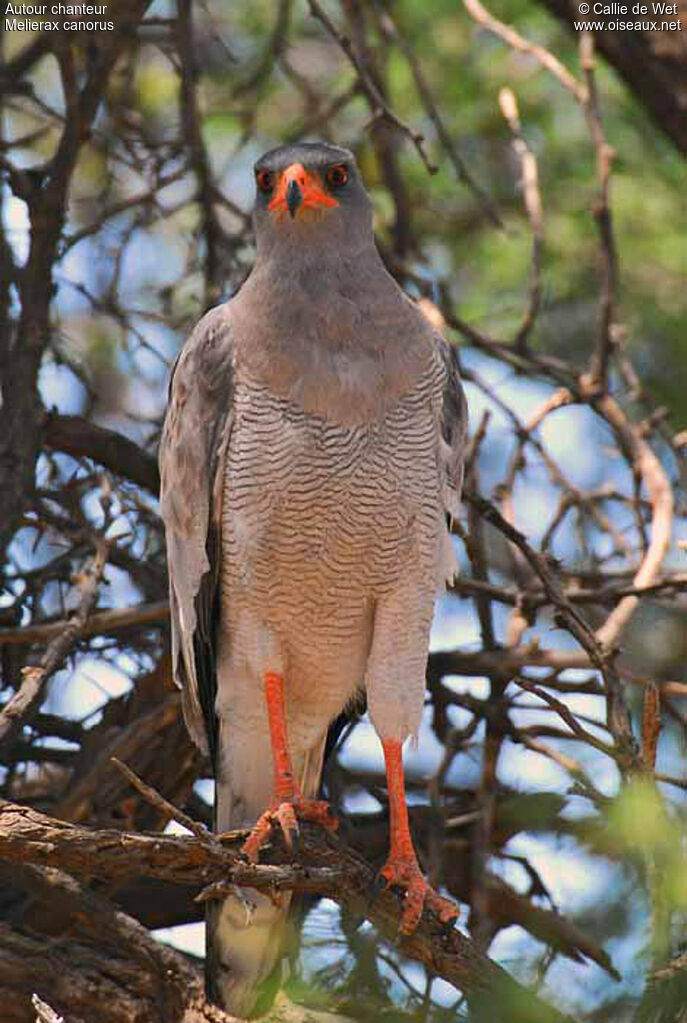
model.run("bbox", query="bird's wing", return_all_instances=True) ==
[159,305,235,764]
[436,337,469,520]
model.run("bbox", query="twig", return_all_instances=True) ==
[111,757,215,843]
[465,488,642,770]
[232,0,293,99]
[587,388,675,652]
[515,678,616,760]
[461,3,617,388]
[0,539,108,755]
[43,412,160,495]
[462,0,586,104]
[373,0,504,227]
[306,0,439,175]
[62,166,188,252]
[579,33,617,393]
[0,599,168,647]
[498,88,544,351]
[463,490,605,669]
[176,0,225,309]
[0,799,574,1022]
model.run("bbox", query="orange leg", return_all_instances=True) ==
[241,672,337,862]
[379,739,459,935]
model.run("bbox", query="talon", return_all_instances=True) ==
[241,797,335,861]
[380,853,459,936]
[275,801,299,850]
[368,873,388,907]
[379,739,459,936]
[240,673,338,862]
[241,813,275,862]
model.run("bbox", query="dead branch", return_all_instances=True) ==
[463,0,586,102]
[498,87,543,351]
[43,413,160,495]
[306,0,439,175]
[0,540,108,756]
[588,388,675,653]
[0,799,573,1022]
[579,33,617,392]
[31,995,64,1023]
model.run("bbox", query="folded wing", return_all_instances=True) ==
[158,305,235,764]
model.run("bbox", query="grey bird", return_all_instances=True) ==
[159,141,468,1018]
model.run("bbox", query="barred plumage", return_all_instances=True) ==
[159,142,467,1018]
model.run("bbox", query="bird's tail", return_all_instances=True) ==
[206,734,326,1018]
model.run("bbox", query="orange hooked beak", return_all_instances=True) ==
[268,163,338,219]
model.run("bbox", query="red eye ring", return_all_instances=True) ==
[256,169,275,194]
[326,164,348,189]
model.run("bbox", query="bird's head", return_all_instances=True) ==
[252,142,373,256]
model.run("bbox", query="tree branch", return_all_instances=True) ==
[0,540,108,756]
[0,799,574,1022]
[43,412,160,495]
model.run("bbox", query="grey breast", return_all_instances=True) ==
[221,358,446,632]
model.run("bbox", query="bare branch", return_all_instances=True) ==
[43,412,160,495]
[0,800,574,1022]
[498,87,543,351]
[306,0,439,175]
[463,0,586,103]
[0,540,108,756]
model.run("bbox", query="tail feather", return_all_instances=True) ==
[207,732,326,1018]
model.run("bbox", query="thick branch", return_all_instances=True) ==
[176,0,225,309]
[43,412,160,495]
[0,800,573,1022]
[539,0,687,153]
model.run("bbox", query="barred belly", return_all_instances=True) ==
[218,368,447,748]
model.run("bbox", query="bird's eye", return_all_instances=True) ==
[256,169,275,194]
[326,164,348,189]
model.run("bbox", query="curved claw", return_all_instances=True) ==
[275,801,299,851]
[241,811,278,863]
[367,872,388,908]
[241,797,338,863]
[379,856,459,936]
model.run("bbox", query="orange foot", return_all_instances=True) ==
[379,854,459,935]
[242,797,338,862]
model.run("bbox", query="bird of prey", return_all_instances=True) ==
[159,141,468,1018]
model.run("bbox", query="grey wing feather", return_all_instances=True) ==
[437,336,468,520]
[159,304,235,762]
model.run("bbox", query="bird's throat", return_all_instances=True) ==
[230,253,434,424]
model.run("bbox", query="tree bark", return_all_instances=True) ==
[0,799,575,1023]
[539,0,687,153]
